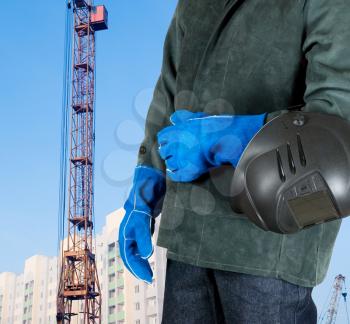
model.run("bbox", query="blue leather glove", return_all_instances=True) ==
[157,110,267,182]
[118,165,165,283]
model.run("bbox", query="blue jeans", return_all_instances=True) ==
[162,259,317,324]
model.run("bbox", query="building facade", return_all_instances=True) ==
[0,255,58,324]
[0,209,167,324]
[97,209,167,324]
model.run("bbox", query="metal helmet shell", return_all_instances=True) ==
[230,111,350,234]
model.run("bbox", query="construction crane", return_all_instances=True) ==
[319,274,350,324]
[56,0,108,323]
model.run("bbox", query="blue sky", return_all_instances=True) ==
[1,0,350,319]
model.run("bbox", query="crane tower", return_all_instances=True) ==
[325,275,348,324]
[57,0,108,323]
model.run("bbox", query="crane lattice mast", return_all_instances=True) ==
[325,275,347,324]
[57,0,108,323]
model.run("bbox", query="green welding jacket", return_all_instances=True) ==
[137,0,350,287]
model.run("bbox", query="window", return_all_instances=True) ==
[134,285,139,294]
[108,243,115,252]
[148,316,157,324]
[135,302,140,311]
[109,289,115,299]
[108,258,115,267]
[109,305,116,315]
[109,273,115,283]
[147,297,156,307]
[136,320,140,324]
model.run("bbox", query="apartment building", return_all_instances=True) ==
[0,273,17,324]
[0,209,167,324]
[0,255,58,324]
[97,209,167,324]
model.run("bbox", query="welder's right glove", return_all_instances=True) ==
[157,110,266,182]
[118,165,165,284]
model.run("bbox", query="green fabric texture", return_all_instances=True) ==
[137,0,350,287]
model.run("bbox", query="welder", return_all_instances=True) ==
[118,0,350,322]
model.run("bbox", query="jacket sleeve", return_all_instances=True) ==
[301,0,350,119]
[137,4,184,172]
[266,0,350,123]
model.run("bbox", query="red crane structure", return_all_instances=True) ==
[319,274,350,324]
[56,0,108,323]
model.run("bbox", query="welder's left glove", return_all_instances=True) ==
[118,166,165,284]
[157,110,266,182]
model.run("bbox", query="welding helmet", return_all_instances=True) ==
[230,111,350,234]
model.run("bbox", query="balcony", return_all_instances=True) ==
[146,304,157,317]
[116,293,124,304]
[116,278,124,288]
[108,248,116,259]
[108,265,115,275]
[146,285,156,298]
[108,313,116,323]
[108,297,116,307]
[116,261,123,272]
[116,311,125,321]
[108,281,116,290]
